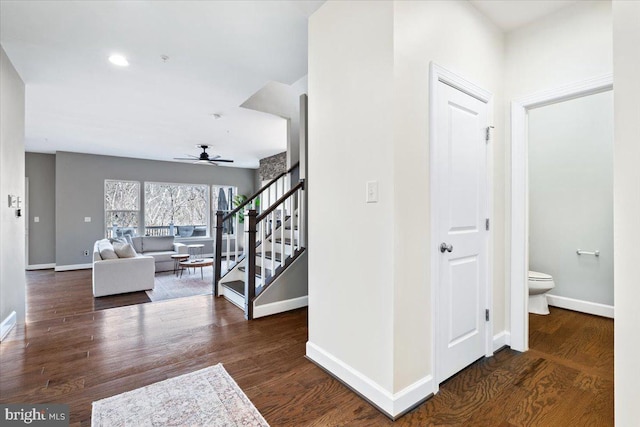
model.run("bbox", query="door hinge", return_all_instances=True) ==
[485,309,490,321]
[485,218,490,231]
[485,126,494,143]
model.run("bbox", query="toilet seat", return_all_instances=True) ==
[528,271,552,281]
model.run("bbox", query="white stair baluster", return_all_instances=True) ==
[260,216,265,287]
[270,211,275,278]
[297,190,307,248]
[280,206,285,268]
[225,218,230,272]
[234,213,239,266]
[289,192,298,252]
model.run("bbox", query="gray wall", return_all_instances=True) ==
[55,151,256,268]
[25,153,56,266]
[0,46,26,325]
[528,90,614,305]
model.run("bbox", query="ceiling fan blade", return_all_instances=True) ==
[210,158,234,163]
[174,155,199,160]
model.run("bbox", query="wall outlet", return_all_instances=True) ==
[83,250,90,256]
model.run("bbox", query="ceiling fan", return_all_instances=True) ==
[174,145,234,165]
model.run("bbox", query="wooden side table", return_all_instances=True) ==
[171,254,190,276]
[179,258,214,280]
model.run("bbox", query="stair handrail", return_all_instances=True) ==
[256,180,304,222]
[245,179,305,319]
[222,162,299,222]
[215,162,299,290]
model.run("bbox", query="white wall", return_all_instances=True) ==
[528,91,613,306]
[392,0,504,391]
[505,1,613,100]
[0,46,26,327]
[504,0,613,329]
[240,79,307,168]
[308,0,395,393]
[308,0,504,411]
[612,1,640,423]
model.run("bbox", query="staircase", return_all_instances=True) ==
[214,164,307,319]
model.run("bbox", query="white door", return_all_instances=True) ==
[434,80,489,383]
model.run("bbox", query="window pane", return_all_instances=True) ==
[106,211,139,238]
[105,180,140,237]
[145,183,209,237]
[105,180,139,210]
[212,185,237,212]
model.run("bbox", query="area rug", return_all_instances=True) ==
[92,364,269,426]
[146,270,214,302]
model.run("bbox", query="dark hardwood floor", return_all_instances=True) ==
[1,270,613,426]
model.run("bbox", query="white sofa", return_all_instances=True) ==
[129,236,188,272]
[92,240,155,297]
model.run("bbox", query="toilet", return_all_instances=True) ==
[528,271,555,315]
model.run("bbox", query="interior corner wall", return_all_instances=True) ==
[504,0,613,331]
[54,152,256,268]
[392,0,505,392]
[308,0,395,394]
[25,153,56,266]
[0,46,26,325]
[612,1,640,424]
[505,1,613,100]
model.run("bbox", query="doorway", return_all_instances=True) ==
[509,74,614,351]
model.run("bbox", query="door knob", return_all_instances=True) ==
[440,243,453,253]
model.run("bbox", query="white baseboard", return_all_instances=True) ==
[26,263,56,271]
[253,296,308,318]
[493,331,511,352]
[547,294,614,318]
[1,311,17,342]
[55,263,92,272]
[306,342,434,419]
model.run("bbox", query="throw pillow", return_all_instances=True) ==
[113,242,137,258]
[98,241,118,260]
[124,234,134,246]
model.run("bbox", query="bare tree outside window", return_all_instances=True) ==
[104,180,140,238]
[145,182,209,237]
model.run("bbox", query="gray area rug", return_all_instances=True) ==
[146,269,213,302]
[92,364,269,426]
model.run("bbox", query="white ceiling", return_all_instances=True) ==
[1,0,579,169]
[470,0,579,32]
[0,0,323,168]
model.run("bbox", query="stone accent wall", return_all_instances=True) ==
[259,151,287,181]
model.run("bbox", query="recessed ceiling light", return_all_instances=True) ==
[108,54,129,67]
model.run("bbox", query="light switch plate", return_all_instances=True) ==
[84,217,91,222]
[366,181,378,203]
[34,217,40,223]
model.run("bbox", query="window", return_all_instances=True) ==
[104,180,140,238]
[144,182,209,237]
[212,185,237,235]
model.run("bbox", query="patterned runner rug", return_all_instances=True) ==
[92,364,269,426]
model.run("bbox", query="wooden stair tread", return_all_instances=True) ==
[220,279,265,298]
[221,280,244,296]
